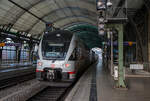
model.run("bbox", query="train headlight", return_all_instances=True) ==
[65,64,71,68]
[56,34,61,37]
[38,62,43,66]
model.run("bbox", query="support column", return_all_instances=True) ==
[29,42,33,62]
[116,24,126,88]
[16,46,18,62]
[110,31,113,75]
[29,49,33,62]
[16,46,21,63]
[148,10,150,62]
[0,48,2,63]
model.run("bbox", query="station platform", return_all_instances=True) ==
[0,62,33,69]
[0,64,36,81]
[65,59,150,101]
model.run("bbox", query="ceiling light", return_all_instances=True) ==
[96,0,106,10]
[99,29,105,35]
[107,0,112,7]
[97,1,103,7]
[56,34,61,37]
[45,31,48,34]
[98,23,105,29]
[99,17,105,22]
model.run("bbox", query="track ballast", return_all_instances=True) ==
[27,86,68,101]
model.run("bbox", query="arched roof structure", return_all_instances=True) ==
[0,0,145,49]
[0,0,144,38]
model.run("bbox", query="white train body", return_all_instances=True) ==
[36,30,96,81]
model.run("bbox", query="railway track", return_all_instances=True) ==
[27,86,68,101]
[0,73,35,89]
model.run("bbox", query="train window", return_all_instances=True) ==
[36,51,40,59]
[69,48,77,60]
[76,48,82,59]
[42,40,69,60]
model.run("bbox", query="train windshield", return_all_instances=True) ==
[42,41,69,59]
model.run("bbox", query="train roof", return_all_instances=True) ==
[43,30,73,42]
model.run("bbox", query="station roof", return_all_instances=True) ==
[0,0,145,48]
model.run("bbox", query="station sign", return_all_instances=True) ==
[0,43,21,47]
[5,43,21,47]
[0,43,5,47]
[107,41,136,46]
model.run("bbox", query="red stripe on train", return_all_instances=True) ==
[68,71,76,74]
[36,69,44,72]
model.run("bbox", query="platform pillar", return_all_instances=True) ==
[148,10,150,62]
[0,48,2,63]
[116,24,126,88]
[16,46,21,63]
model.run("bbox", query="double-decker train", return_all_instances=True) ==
[36,30,97,82]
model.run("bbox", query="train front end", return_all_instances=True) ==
[36,30,76,82]
[36,59,75,81]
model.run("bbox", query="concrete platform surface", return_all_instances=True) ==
[65,59,150,101]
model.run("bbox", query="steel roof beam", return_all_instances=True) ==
[143,0,150,9]
[8,0,47,23]
[28,7,96,33]
[0,29,39,43]
[8,0,96,33]
[10,0,46,25]
[43,7,96,19]
[63,22,95,29]
[113,0,126,17]
[53,15,96,23]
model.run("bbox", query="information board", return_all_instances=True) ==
[130,64,143,69]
